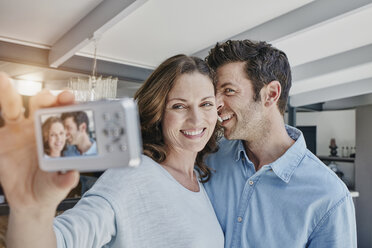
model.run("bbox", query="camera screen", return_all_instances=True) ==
[40,110,98,158]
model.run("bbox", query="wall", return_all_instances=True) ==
[286,109,356,156]
[355,105,372,248]
[285,109,356,188]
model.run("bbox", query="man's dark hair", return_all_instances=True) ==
[61,111,90,134]
[205,40,292,115]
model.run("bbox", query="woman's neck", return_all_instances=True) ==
[160,149,199,192]
[49,150,61,157]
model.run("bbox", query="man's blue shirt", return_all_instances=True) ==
[63,139,97,157]
[204,125,356,248]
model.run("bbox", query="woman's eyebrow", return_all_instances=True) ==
[201,96,215,100]
[168,96,215,102]
[167,98,187,102]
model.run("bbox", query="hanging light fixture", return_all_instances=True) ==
[68,39,118,102]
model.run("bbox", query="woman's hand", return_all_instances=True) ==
[0,72,80,214]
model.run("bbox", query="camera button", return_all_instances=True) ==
[106,144,114,152]
[115,112,123,120]
[103,128,110,137]
[103,113,111,121]
[120,144,127,151]
[111,127,123,138]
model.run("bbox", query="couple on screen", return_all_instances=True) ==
[42,111,97,158]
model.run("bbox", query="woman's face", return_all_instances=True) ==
[162,72,217,155]
[48,122,66,157]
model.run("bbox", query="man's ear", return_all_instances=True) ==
[263,81,281,107]
[79,122,87,132]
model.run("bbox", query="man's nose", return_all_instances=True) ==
[216,93,224,113]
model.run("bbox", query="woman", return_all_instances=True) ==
[42,116,67,158]
[0,55,224,247]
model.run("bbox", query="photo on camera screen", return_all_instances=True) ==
[40,110,98,158]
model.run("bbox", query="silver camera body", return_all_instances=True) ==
[34,98,142,172]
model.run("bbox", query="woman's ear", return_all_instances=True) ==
[263,81,281,107]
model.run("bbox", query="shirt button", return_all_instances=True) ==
[249,180,254,185]
[237,217,243,222]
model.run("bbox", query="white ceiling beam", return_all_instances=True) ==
[193,0,372,58]
[290,78,372,107]
[0,40,152,82]
[48,0,148,68]
[292,43,372,81]
[323,93,372,110]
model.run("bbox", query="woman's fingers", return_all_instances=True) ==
[29,90,75,120]
[28,90,58,120]
[0,72,24,122]
[52,170,80,190]
[57,90,75,106]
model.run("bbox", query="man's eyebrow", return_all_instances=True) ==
[218,82,234,88]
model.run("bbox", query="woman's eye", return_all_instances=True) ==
[201,102,214,107]
[172,104,185,109]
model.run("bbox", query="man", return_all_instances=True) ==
[204,40,356,247]
[61,111,97,156]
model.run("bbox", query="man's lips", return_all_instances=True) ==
[218,114,234,125]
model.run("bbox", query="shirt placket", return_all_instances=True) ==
[231,157,258,248]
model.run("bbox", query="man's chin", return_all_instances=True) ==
[223,129,240,140]
[223,129,233,140]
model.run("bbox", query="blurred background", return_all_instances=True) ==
[0,0,372,247]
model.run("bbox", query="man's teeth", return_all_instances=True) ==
[182,129,204,136]
[219,115,232,122]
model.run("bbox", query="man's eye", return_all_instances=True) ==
[225,88,235,93]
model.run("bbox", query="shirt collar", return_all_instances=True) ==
[270,125,307,183]
[233,125,307,183]
[235,140,246,162]
[83,140,97,155]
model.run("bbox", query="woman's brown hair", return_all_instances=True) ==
[134,54,221,182]
[42,116,65,156]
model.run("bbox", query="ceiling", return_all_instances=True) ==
[1,0,372,109]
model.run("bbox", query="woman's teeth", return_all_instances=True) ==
[181,129,204,136]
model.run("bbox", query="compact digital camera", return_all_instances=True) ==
[34,99,142,172]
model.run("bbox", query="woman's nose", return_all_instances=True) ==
[188,107,202,125]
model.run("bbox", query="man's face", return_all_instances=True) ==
[63,117,79,145]
[216,62,267,142]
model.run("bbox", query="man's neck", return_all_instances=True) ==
[77,134,93,154]
[244,121,294,171]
